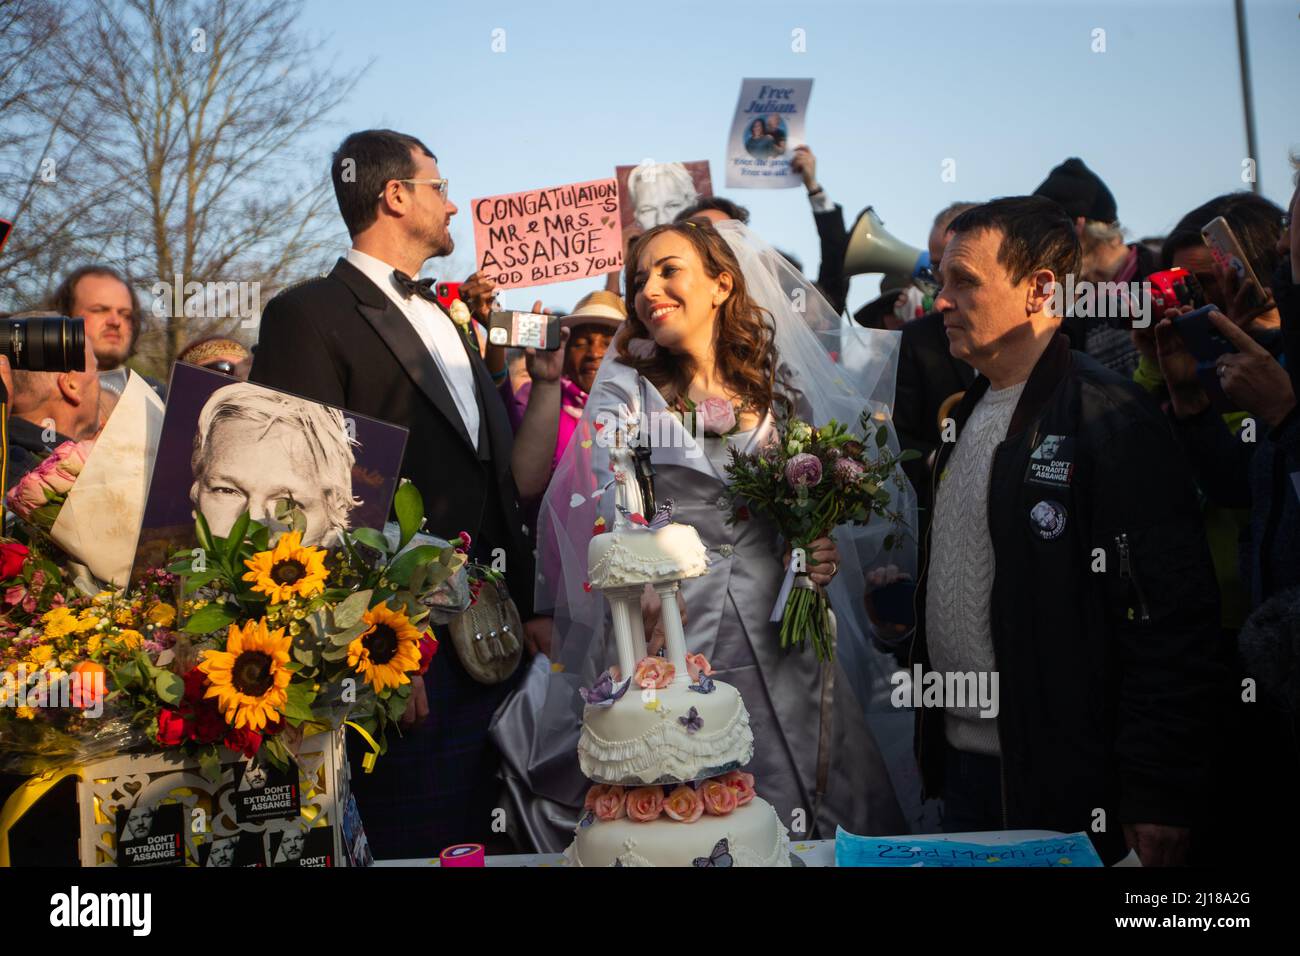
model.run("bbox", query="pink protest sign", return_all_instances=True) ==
[471,177,623,290]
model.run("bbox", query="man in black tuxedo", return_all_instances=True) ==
[251,129,558,858]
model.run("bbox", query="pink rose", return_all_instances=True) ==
[696,397,737,435]
[50,440,91,476]
[38,464,76,496]
[699,779,738,816]
[685,653,713,682]
[720,770,756,806]
[625,786,664,822]
[6,471,50,515]
[583,784,609,811]
[663,784,704,823]
[593,785,627,821]
[633,656,675,690]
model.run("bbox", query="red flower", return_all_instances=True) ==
[155,667,233,748]
[224,726,263,759]
[417,633,437,675]
[156,708,187,746]
[0,542,30,580]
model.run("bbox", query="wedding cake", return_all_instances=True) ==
[562,450,791,867]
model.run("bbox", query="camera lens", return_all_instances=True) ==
[0,316,86,372]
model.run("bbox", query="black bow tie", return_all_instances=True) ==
[392,270,438,302]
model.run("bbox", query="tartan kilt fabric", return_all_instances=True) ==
[344,624,524,861]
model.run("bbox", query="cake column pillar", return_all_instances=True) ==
[606,587,639,680]
[653,581,690,684]
[628,590,649,662]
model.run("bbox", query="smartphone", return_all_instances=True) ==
[1201,216,1270,314]
[434,281,462,311]
[1173,304,1237,412]
[0,219,12,257]
[487,310,561,350]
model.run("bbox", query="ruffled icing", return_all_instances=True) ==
[578,696,754,785]
[562,801,792,867]
[587,526,709,588]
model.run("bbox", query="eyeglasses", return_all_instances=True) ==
[201,359,238,376]
[380,178,449,199]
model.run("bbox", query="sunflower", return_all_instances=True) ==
[347,602,424,694]
[199,618,292,731]
[242,531,329,604]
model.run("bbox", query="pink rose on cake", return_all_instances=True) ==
[720,770,756,806]
[663,784,704,823]
[634,656,675,690]
[626,786,665,822]
[583,784,609,811]
[699,779,738,816]
[593,785,628,821]
[685,652,713,682]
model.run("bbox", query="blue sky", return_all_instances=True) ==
[296,0,1299,312]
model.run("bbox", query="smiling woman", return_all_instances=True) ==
[188,382,362,547]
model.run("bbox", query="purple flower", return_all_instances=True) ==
[784,452,823,490]
[833,457,865,485]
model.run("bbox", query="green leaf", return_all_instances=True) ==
[197,746,223,784]
[283,682,317,722]
[394,480,424,551]
[181,602,238,635]
[352,527,391,556]
[330,620,369,647]
[896,448,922,463]
[154,670,185,705]
[321,643,351,662]
[249,521,270,553]
[182,568,222,594]
[195,512,216,556]
[385,545,439,588]
[875,425,890,449]
[384,684,412,723]
[333,589,373,630]
[226,511,252,556]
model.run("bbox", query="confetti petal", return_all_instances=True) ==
[569,493,585,508]
[580,439,593,448]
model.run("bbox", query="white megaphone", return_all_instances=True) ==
[844,207,933,294]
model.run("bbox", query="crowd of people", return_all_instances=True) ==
[3,128,1297,868]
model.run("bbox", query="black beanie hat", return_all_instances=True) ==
[1033,157,1118,224]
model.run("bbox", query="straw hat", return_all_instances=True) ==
[561,289,625,331]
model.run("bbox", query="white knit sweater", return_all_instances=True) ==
[925,379,1025,756]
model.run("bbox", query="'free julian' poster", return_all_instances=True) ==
[725,78,813,189]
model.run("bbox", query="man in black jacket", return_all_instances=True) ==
[251,129,555,858]
[912,196,1223,865]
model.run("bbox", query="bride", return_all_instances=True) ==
[520,218,916,845]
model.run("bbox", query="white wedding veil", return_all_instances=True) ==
[500,219,918,849]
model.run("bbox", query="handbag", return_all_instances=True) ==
[448,576,523,684]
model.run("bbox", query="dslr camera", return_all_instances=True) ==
[0,314,87,373]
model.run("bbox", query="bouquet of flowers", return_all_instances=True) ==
[720,412,916,661]
[0,479,473,781]
[0,555,179,773]
[4,440,94,530]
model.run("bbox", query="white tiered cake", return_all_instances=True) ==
[562,445,791,868]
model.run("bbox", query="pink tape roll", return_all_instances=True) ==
[440,843,486,867]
